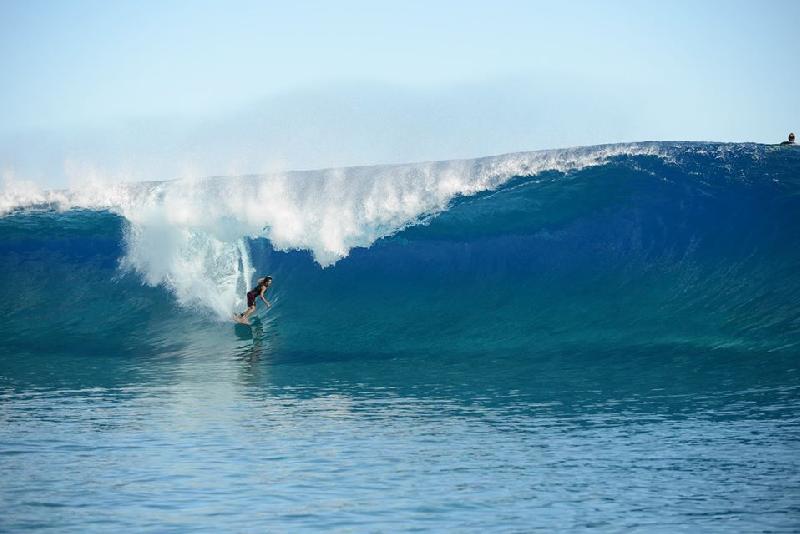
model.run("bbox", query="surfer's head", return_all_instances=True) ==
[261,276,273,287]
[790,133,796,143]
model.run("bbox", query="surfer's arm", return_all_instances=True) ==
[260,288,271,307]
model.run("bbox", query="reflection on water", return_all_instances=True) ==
[1,334,798,532]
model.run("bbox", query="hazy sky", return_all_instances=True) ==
[1,0,798,186]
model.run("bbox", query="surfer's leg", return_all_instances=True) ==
[241,292,257,319]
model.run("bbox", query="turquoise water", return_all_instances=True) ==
[1,142,799,530]
[3,347,798,531]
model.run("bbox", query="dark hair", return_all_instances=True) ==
[260,276,272,286]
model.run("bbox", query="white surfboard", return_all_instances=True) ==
[232,314,251,326]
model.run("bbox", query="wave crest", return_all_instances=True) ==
[1,143,666,317]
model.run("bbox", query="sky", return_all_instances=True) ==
[1,0,798,187]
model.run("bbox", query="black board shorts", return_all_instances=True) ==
[247,291,257,307]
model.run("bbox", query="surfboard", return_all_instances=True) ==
[232,314,251,326]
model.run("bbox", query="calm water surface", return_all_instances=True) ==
[2,335,798,532]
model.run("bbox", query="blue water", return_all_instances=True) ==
[1,142,799,531]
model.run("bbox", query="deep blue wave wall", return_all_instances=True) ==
[1,144,799,382]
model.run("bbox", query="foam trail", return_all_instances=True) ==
[0,143,665,317]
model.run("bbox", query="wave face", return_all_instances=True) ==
[1,142,799,366]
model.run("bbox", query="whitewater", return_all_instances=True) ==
[1,141,799,531]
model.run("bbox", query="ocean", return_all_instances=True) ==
[1,142,799,531]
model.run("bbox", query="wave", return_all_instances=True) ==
[0,143,665,317]
[1,141,799,358]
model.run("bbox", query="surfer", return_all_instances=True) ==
[236,276,272,323]
[780,132,795,146]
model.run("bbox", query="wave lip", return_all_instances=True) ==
[0,141,772,318]
[3,142,665,250]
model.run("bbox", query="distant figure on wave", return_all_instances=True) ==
[780,132,795,146]
[235,276,272,324]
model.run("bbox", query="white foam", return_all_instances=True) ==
[0,143,663,318]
